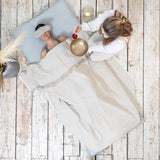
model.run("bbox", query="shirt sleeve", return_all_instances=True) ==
[81,10,115,32]
[89,38,127,61]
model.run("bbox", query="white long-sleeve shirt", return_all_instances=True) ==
[81,10,128,61]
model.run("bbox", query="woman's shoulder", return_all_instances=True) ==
[58,36,68,41]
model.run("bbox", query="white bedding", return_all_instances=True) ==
[20,31,143,156]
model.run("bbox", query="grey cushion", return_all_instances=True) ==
[11,0,79,63]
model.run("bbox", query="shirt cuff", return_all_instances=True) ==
[81,23,88,31]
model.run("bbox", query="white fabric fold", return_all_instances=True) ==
[19,31,143,156]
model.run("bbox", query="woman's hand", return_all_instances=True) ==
[73,25,82,33]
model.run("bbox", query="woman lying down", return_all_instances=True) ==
[21,9,144,157]
[34,24,68,58]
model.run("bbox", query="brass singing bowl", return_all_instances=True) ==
[70,38,88,56]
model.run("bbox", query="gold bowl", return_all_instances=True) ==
[70,38,88,56]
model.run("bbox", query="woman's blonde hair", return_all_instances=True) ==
[99,10,133,45]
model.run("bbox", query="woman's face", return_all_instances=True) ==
[40,30,51,41]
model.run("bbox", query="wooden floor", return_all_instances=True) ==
[0,0,159,160]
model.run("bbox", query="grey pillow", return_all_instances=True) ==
[11,0,79,63]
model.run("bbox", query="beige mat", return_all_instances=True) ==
[19,31,143,156]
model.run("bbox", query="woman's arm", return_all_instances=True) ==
[88,38,127,61]
[41,49,47,59]
[81,10,115,32]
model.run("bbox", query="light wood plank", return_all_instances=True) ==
[96,154,113,160]
[32,94,48,158]
[96,0,113,156]
[64,127,80,157]
[63,0,80,157]
[70,157,81,160]
[128,0,144,158]
[32,159,47,160]
[64,157,94,160]
[48,103,63,160]
[64,157,81,160]
[80,0,97,159]
[113,0,128,70]
[65,0,80,21]
[96,147,112,156]
[46,1,63,160]
[16,0,32,159]
[112,136,127,160]
[128,159,142,160]
[49,0,57,7]
[0,159,15,160]
[78,143,95,160]
[0,0,17,158]
[31,1,49,158]
[143,0,159,160]
[97,0,112,14]
[113,0,127,15]
[145,0,159,10]
[33,0,49,16]
[16,84,32,159]
[112,0,128,159]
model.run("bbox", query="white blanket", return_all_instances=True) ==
[20,31,143,156]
